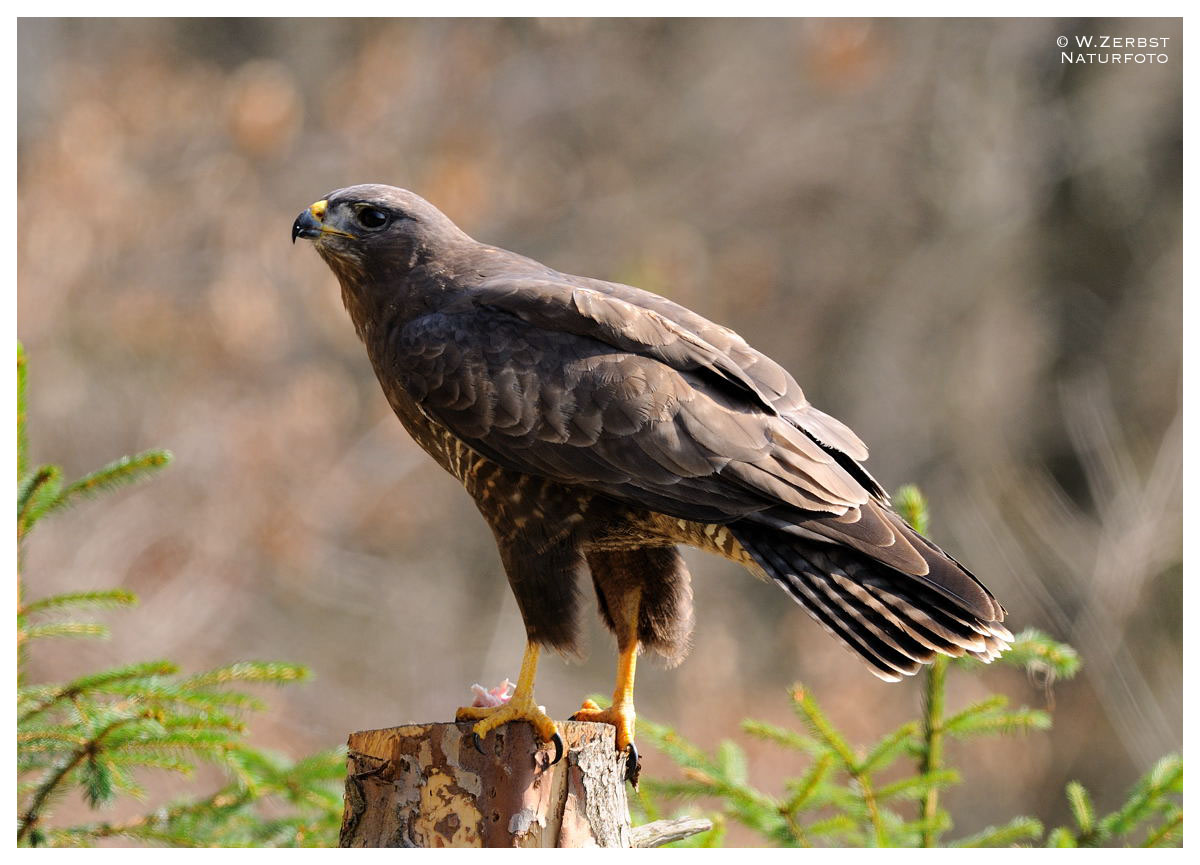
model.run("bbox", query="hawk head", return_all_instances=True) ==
[292,184,468,285]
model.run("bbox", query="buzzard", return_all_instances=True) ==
[293,185,1011,775]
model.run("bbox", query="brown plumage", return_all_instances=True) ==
[293,185,1011,769]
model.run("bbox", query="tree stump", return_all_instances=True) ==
[339,720,633,847]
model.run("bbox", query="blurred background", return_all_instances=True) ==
[17,18,1181,844]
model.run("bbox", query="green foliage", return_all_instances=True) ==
[634,485,1181,848]
[892,484,930,535]
[635,644,1179,850]
[17,345,345,847]
[1046,754,1183,848]
[976,626,1081,680]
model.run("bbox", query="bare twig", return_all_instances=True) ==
[630,817,713,848]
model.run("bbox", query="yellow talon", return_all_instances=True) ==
[570,639,639,753]
[455,643,561,762]
[456,695,559,743]
[570,700,636,752]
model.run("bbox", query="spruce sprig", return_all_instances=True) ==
[633,485,1181,848]
[16,344,344,847]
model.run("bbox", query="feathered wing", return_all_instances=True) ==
[463,270,880,475]
[390,306,868,524]
[460,276,779,411]
[393,271,1008,675]
[561,273,881,476]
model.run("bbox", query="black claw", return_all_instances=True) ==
[550,732,564,766]
[473,732,486,755]
[624,742,641,786]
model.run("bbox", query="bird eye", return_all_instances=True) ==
[355,207,390,230]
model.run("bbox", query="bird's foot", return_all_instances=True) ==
[456,697,563,765]
[570,699,640,784]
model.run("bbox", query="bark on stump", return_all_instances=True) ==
[339,720,632,847]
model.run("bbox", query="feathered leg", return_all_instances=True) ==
[454,533,587,765]
[570,590,641,780]
[575,547,692,782]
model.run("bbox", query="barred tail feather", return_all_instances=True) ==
[731,525,1012,681]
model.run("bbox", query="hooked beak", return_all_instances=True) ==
[292,210,321,243]
[292,199,355,244]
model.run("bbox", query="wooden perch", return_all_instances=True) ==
[339,720,711,848]
[631,816,716,848]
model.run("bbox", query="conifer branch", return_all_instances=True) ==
[788,686,886,845]
[17,341,28,479]
[18,660,178,724]
[19,622,109,645]
[789,685,857,770]
[780,753,833,815]
[19,713,152,843]
[19,589,138,618]
[860,722,918,774]
[1065,781,1096,839]
[16,346,343,847]
[893,484,930,535]
[17,465,61,541]
[44,450,173,517]
[950,816,1044,847]
[991,628,1081,679]
[740,719,825,757]
[918,656,947,847]
[1142,809,1182,847]
[877,769,959,803]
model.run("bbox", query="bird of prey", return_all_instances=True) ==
[293,185,1011,776]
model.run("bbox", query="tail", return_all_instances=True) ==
[730,522,1012,681]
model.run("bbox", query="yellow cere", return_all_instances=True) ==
[309,200,327,221]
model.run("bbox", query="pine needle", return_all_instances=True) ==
[44,450,173,516]
[17,341,29,479]
[21,590,138,617]
[951,816,1044,847]
[1065,781,1095,835]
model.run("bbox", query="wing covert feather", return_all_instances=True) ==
[390,309,870,523]
[463,277,778,410]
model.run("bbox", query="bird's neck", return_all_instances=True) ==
[336,262,457,345]
[335,235,493,342]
